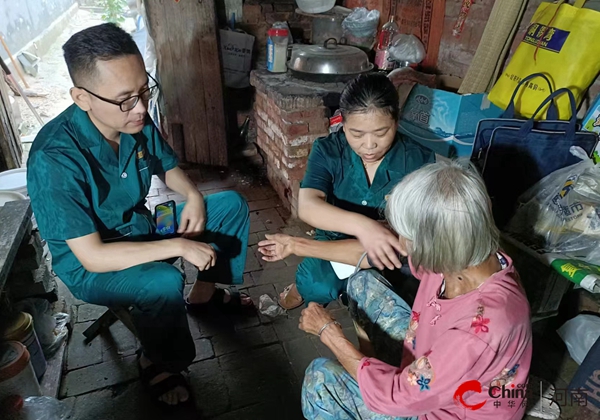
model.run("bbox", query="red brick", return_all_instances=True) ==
[287,134,320,147]
[282,154,307,170]
[261,4,274,13]
[267,100,281,118]
[256,129,267,146]
[264,124,274,140]
[302,107,328,119]
[287,164,308,181]
[243,4,262,24]
[280,110,303,124]
[283,122,309,138]
[281,107,328,124]
[308,118,329,134]
[271,123,284,141]
[283,144,310,159]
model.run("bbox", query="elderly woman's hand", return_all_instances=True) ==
[357,219,406,270]
[299,302,341,337]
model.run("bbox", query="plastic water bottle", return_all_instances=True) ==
[2,396,71,420]
[375,16,399,70]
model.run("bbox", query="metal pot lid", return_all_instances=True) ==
[288,39,373,75]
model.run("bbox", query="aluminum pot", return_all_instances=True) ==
[287,38,374,83]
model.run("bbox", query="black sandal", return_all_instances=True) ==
[137,355,192,407]
[186,287,254,315]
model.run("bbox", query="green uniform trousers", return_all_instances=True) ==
[70,191,249,372]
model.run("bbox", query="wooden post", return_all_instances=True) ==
[144,0,228,166]
[0,72,22,171]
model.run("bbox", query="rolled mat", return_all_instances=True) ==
[458,0,528,94]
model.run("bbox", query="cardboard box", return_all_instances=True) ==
[398,85,503,158]
[581,93,600,161]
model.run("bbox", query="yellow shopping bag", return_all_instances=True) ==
[488,0,600,120]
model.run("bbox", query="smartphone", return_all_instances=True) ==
[155,200,177,237]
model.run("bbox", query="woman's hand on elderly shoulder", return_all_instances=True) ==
[356,219,404,271]
[299,302,341,338]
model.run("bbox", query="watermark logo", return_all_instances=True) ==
[453,380,589,410]
[453,380,487,411]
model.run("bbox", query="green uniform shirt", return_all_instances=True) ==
[300,130,435,239]
[27,104,178,280]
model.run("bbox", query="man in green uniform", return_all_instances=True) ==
[27,23,251,406]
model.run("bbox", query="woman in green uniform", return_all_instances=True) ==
[278,73,435,308]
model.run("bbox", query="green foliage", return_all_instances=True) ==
[101,0,127,24]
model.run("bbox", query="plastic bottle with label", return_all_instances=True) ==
[375,16,399,71]
[267,27,289,73]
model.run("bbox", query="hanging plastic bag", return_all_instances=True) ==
[507,147,600,264]
[557,314,600,364]
[388,34,426,65]
[342,8,380,48]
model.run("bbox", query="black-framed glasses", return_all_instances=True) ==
[77,73,160,112]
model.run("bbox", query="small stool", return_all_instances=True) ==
[82,306,138,342]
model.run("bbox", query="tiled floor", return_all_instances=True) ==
[55,163,598,420]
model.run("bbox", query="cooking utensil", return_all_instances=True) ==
[287,38,373,83]
[296,0,336,14]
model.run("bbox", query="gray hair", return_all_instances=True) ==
[386,161,499,274]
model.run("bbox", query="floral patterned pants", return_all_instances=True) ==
[301,270,417,420]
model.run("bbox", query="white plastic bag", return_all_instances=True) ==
[388,34,426,65]
[258,294,285,318]
[342,8,380,37]
[14,298,70,358]
[220,29,255,88]
[507,151,600,264]
[557,314,600,364]
[342,8,380,48]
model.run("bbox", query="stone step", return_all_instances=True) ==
[40,340,67,399]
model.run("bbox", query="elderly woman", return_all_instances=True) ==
[279,73,434,309]
[297,161,533,420]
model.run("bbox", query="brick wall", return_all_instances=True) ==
[438,0,548,78]
[437,0,498,78]
[241,0,311,65]
[251,72,333,217]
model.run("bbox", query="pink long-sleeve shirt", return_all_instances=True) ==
[357,253,532,420]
